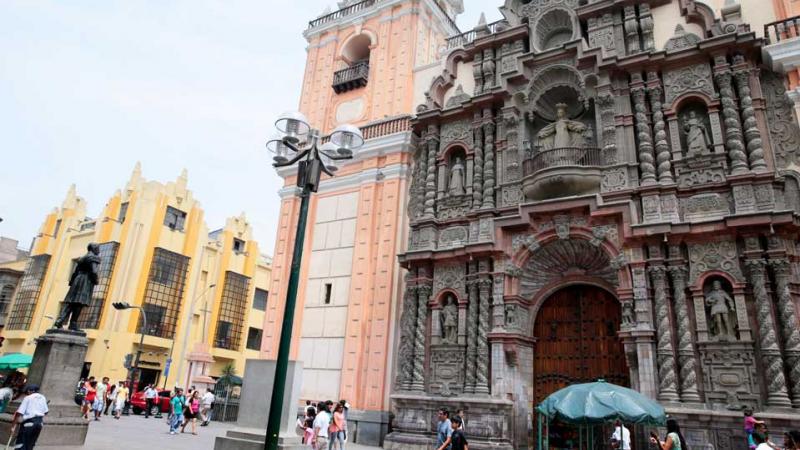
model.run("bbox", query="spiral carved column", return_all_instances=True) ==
[474,277,492,395]
[631,77,657,185]
[481,118,496,210]
[769,259,800,407]
[649,265,680,401]
[733,64,767,172]
[745,259,792,407]
[423,126,439,218]
[465,275,480,394]
[713,59,749,174]
[410,284,431,392]
[396,283,418,390]
[668,266,701,402]
[472,124,484,211]
[648,73,673,184]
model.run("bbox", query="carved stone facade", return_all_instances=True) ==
[389,2,800,450]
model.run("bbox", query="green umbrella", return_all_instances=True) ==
[0,353,33,370]
[536,380,667,426]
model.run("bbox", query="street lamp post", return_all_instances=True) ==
[112,301,147,415]
[263,112,363,450]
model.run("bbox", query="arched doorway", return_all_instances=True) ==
[533,284,629,405]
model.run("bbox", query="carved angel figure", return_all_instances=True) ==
[683,111,711,156]
[448,157,466,196]
[706,280,736,340]
[441,296,458,344]
[536,103,587,150]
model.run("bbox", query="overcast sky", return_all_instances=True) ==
[0,1,503,255]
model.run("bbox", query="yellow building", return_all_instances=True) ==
[1,164,271,391]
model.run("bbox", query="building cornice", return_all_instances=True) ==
[278,162,410,199]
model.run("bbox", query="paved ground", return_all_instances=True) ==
[48,413,383,450]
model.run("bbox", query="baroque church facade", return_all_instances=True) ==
[385,0,800,448]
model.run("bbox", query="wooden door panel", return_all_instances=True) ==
[533,285,629,405]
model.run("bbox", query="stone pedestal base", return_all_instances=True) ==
[0,329,89,446]
[214,359,303,450]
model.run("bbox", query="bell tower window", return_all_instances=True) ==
[333,34,372,94]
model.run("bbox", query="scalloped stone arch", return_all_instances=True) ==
[424,49,470,110]
[527,64,587,121]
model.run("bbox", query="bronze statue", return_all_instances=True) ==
[54,243,101,331]
[705,280,736,340]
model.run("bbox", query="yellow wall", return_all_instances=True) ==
[1,166,271,390]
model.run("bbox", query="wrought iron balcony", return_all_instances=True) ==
[763,15,800,73]
[522,147,602,200]
[333,62,370,94]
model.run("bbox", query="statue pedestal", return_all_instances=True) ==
[0,329,89,446]
[214,360,304,450]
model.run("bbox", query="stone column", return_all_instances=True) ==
[473,52,484,96]
[713,56,749,174]
[769,259,800,407]
[481,115,496,210]
[624,6,640,53]
[465,272,479,394]
[410,283,431,392]
[647,72,673,184]
[396,283,418,391]
[631,73,656,185]
[474,275,492,395]
[482,48,495,92]
[472,119,484,211]
[423,125,439,218]
[732,57,767,172]
[744,259,792,407]
[648,265,680,401]
[639,4,655,51]
[668,265,701,402]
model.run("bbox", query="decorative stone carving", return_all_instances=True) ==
[669,266,701,402]
[714,59,748,174]
[684,193,729,222]
[430,345,466,396]
[631,75,656,184]
[535,102,587,150]
[396,283,418,390]
[423,125,439,217]
[519,239,618,298]
[683,111,712,157]
[520,0,579,21]
[700,343,760,410]
[473,52,483,96]
[482,48,495,92]
[621,300,635,327]
[474,276,492,394]
[408,226,436,252]
[744,259,792,407]
[733,61,767,172]
[649,265,680,401]
[664,24,701,52]
[481,116,496,210]
[596,91,618,164]
[688,241,743,283]
[437,195,471,221]
[732,184,756,214]
[674,153,727,188]
[472,120,484,210]
[601,167,628,192]
[500,184,523,207]
[410,284,432,391]
[434,263,466,298]
[441,296,459,344]
[623,6,640,54]
[762,69,800,169]
[465,276,479,394]
[408,147,426,220]
[448,157,466,196]
[663,63,715,105]
[440,120,472,148]
[705,280,737,340]
[445,85,471,109]
[588,16,615,54]
[438,226,468,250]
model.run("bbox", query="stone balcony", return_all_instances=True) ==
[332,61,369,94]
[762,16,800,73]
[522,147,602,200]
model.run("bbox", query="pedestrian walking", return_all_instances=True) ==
[611,419,631,450]
[650,417,689,450]
[143,384,158,418]
[436,409,453,450]
[436,415,468,450]
[180,390,200,435]
[104,382,116,415]
[169,388,185,435]
[11,385,48,450]
[83,381,97,420]
[114,381,129,420]
[312,402,331,450]
[200,388,215,426]
[328,402,347,450]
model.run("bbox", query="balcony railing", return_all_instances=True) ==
[320,115,412,145]
[309,0,459,32]
[333,62,370,94]
[764,15,800,45]
[523,147,602,176]
[446,20,505,49]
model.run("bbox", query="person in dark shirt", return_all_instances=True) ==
[437,415,468,450]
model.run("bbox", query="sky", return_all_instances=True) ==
[0,0,503,255]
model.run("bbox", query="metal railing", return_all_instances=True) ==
[309,0,459,32]
[446,20,505,49]
[523,147,602,176]
[764,15,800,45]
[332,61,370,93]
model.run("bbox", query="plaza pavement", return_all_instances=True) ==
[46,414,383,450]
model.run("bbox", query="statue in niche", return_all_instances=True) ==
[705,280,737,340]
[536,103,587,150]
[448,157,466,196]
[441,296,458,344]
[621,301,635,326]
[505,304,517,330]
[683,110,711,156]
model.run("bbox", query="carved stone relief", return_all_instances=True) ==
[704,279,737,340]
[433,263,467,298]
[687,241,743,283]
[440,120,473,148]
[674,153,728,188]
[683,193,730,222]
[519,239,618,298]
[601,167,628,192]
[408,226,436,252]
[429,345,466,396]
[762,69,800,168]
[663,63,715,105]
[700,343,760,409]
[438,226,469,250]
